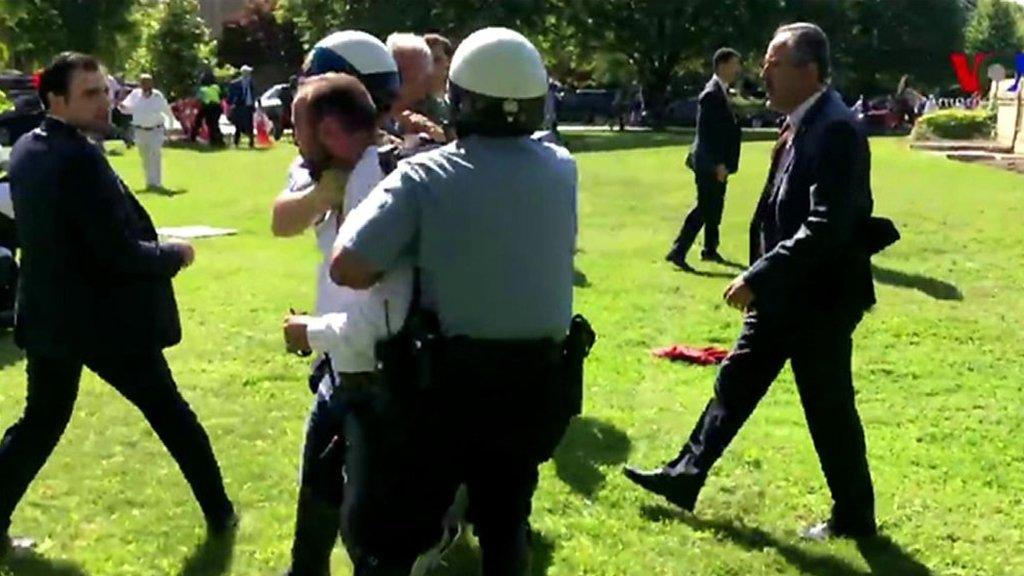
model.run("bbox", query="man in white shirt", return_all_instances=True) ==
[119,73,173,189]
[271,30,409,576]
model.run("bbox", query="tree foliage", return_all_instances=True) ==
[966,0,1024,66]
[275,0,548,49]
[144,0,217,100]
[219,0,305,69]
[0,0,140,71]
[794,0,967,97]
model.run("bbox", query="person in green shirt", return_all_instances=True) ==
[192,70,224,147]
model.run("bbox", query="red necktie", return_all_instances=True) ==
[768,122,793,180]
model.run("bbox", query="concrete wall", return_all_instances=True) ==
[994,79,1022,153]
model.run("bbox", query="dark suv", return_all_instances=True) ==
[559,89,617,124]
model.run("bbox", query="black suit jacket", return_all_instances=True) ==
[226,78,258,109]
[9,117,184,357]
[688,78,741,174]
[744,89,876,319]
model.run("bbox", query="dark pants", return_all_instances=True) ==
[671,170,727,259]
[667,310,876,531]
[193,104,224,146]
[0,350,232,535]
[343,353,571,576]
[232,105,255,148]
[287,372,354,576]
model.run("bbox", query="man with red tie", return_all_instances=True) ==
[626,23,880,541]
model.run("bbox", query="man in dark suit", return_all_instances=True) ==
[227,65,258,148]
[0,53,236,555]
[626,24,878,540]
[667,48,743,270]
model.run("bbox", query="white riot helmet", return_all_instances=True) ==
[448,27,548,136]
[303,30,400,114]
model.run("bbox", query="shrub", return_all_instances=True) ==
[0,89,12,114]
[911,109,996,141]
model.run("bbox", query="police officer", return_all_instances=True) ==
[331,28,594,576]
[270,31,400,576]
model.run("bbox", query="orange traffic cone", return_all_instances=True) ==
[255,111,273,148]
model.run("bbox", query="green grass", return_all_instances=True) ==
[1,132,1022,575]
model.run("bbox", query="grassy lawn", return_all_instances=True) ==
[1,131,1022,576]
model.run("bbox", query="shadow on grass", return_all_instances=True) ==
[713,257,747,271]
[562,131,693,153]
[135,186,188,197]
[872,265,963,301]
[429,528,555,576]
[857,535,934,576]
[641,505,932,576]
[176,531,236,576]
[677,266,735,279]
[553,417,632,499]
[573,268,591,288]
[561,128,780,154]
[0,331,25,370]
[1,551,88,576]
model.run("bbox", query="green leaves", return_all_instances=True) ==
[146,0,216,100]
[965,0,1024,73]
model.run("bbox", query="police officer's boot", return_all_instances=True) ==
[286,488,341,576]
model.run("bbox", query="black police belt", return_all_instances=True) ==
[375,311,595,420]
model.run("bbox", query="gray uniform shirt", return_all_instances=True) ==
[337,135,578,340]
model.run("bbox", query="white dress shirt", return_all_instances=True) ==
[121,89,174,129]
[713,74,730,95]
[772,87,828,193]
[106,76,121,109]
[281,147,413,375]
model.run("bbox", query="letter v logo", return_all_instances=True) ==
[950,52,989,94]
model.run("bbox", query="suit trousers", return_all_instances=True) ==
[192,104,224,147]
[667,309,876,531]
[287,371,355,576]
[672,170,727,258]
[342,361,568,576]
[232,106,255,147]
[135,127,164,188]
[0,349,232,534]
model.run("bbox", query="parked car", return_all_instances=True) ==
[259,83,288,132]
[0,107,45,150]
[859,96,903,134]
[663,97,699,126]
[738,106,784,128]
[558,88,616,124]
[0,70,36,103]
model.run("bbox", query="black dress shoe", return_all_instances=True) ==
[622,465,703,512]
[700,251,727,264]
[800,518,877,541]
[665,252,695,272]
[1,533,36,558]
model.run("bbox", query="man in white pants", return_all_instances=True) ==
[120,73,173,189]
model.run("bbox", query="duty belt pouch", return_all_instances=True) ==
[559,314,597,418]
[373,268,440,400]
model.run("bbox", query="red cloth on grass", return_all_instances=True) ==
[652,345,730,365]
